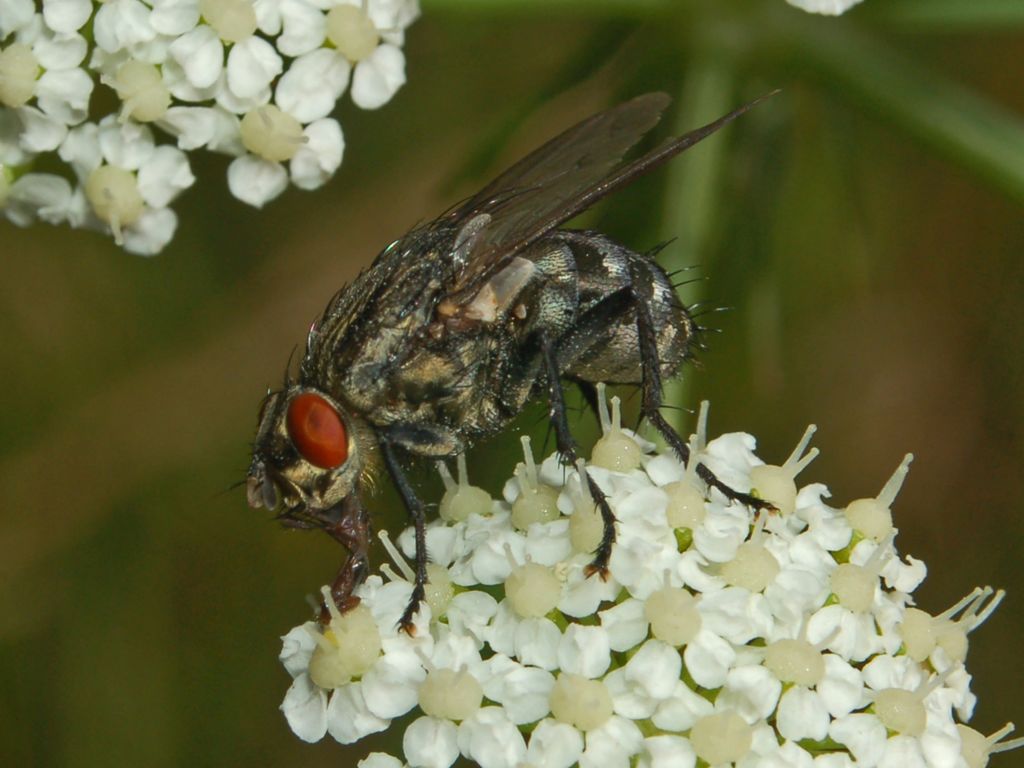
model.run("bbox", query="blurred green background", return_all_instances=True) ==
[3,0,1024,765]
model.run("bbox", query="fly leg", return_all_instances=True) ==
[379,437,429,635]
[632,297,773,512]
[317,496,371,623]
[279,497,371,623]
[278,498,372,623]
[541,335,617,578]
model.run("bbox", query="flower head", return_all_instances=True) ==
[276,395,1017,768]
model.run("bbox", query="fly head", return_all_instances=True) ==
[247,387,367,521]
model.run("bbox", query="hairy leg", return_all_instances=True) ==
[279,496,372,624]
[632,295,773,512]
[541,335,617,577]
[379,435,429,634]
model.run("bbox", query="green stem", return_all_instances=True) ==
[660,38,739,435]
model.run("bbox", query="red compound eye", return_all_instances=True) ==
[286,392,348,469]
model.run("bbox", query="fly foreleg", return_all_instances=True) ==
[379,436,429,635]
[314,495,371,623]
[540,335,617,579]
[632,296,773,512]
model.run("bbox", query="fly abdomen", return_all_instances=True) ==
[554,230,694,384]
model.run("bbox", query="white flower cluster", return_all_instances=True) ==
[278,396,1019,768]
[0,0,418,254]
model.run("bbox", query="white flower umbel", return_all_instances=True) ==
[1,0,419,252]
[278,396,1018,768]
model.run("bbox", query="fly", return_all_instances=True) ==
[247,91,776,631]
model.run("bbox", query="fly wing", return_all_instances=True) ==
[441,92,669,296]
[439,91,773,304]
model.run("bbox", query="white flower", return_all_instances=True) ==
[2,15,93,125]
[275,395,1015,768]
[280,578,432,745]
[224,98,343,206]
[323,0,417,110]
[55,115,195,254]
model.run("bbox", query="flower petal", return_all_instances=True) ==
[279,623,318,678]
[830,713,887,767]
[278,0,326,56]
[122,205,178,256]
[326,683,390,744]
[168,24,223,89]
[361,656,425,719]
[98,117,154,169]
[280,673,329,743]
[148,0,200,35]
[276,48,349,123]
[640,735,696,768]
[36,67,93,125]
[58,121,101,178]
[17,105,68,152]
[0,0,35,38]
[289,115,345,190]
[403,716,459,768]
[227,154,287,207]
[32,31,88,70]
[777,687,830,742]
[4,172,73,225]
[526,719,584,768]
[558,624,610,679]
[42,0,92,34]
[457,707,528,768]
[136,145,194,207]
[350,43,405,110]
[227,36,282,100]
[93,0,157,53]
